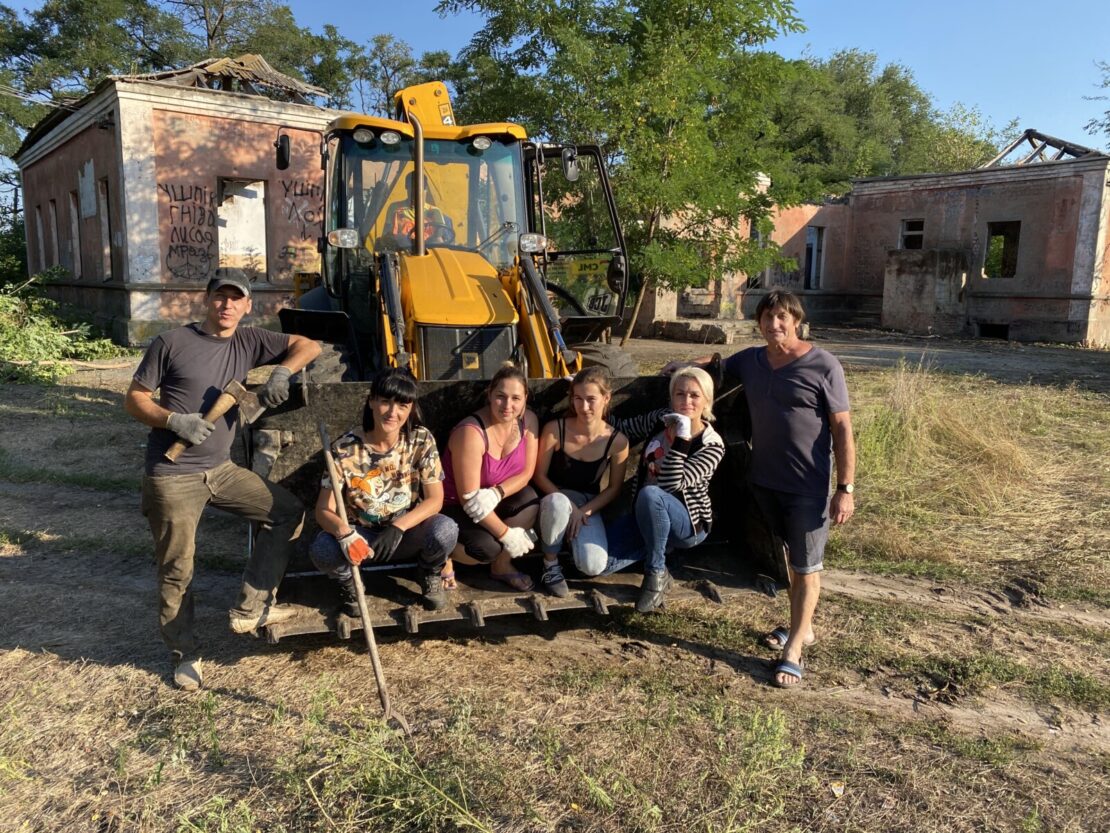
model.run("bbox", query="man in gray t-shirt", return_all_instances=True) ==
[666,288,856,689]
[124,269,320,690]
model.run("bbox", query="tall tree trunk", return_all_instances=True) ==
[619,208,661,347]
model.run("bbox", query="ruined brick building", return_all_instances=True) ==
[704,130,1110,346]
[14,55,332,344]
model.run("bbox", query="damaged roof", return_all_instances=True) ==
[981,129,1103,167]
[14,54,327,162]
[111,54,326,103]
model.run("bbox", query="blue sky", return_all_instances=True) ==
[286,0,1110,151]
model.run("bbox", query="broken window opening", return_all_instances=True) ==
[984,221,1020,278]
[900,218,924,250]
[747,226,769,289]
[804,225,824,290]
[69,191,82,279]
[978,323,1010,340]
[34,205,45,272]
[97,179,114,281]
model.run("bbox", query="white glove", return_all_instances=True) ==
[463,487,501,522]
[663,412,692,440]
[498,526,535,559]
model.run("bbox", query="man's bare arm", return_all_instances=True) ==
[124,381,172,429]
[828,410,856,525]
[277,334,321,373]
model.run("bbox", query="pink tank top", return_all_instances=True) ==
[442,413,527,505]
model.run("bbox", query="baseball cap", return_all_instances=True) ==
[206,267,251,298]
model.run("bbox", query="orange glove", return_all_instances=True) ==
[337,530,372,565]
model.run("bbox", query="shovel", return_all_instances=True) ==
[319,421,411,736]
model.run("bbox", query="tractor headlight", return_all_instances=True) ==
[518,233,548,253]
[352,128,375,144]
[327,228,360,249]
[471,136,492,151]
[380,130,402,146]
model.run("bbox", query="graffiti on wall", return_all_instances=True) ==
[281,179,322,241]
[278,179,323,274]
[159,182,217,281]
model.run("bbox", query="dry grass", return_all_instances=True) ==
[834,361,1110,603]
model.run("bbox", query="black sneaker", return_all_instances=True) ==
[636,569,672,613]
[541,560,570,598]
[420,571,448,611]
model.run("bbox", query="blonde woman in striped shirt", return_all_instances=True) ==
[594,366,725,612]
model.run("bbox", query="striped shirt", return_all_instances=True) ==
[611,407,725,532]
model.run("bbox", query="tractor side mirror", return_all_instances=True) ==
[561,147,580,182]
[606,254,626,294]
[275,134,291,171]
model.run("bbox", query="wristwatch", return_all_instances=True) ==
[836,483,854,494]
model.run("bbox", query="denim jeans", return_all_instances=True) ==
[141,460,305,659]
[599,485,707,577]
[538,490,609,576]
[308,514,457,581]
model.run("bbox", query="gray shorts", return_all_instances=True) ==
[750,484,830,575]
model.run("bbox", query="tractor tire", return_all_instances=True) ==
[571,342,639,378]
[306,342,360,383]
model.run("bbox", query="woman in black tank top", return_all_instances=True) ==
[533,367,629,596]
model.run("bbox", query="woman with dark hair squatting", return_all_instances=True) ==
[533,366,630,596]
[309,368,458,613]
[440,363,541,591]
[599,366,725,612]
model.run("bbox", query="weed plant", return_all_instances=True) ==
[0,274,128,383]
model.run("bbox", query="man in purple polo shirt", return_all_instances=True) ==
[665,288,856,688]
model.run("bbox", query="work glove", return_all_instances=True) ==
[370,524,405,563]
[259,366,292,408]
[337,529,372,565]
[662,412,692,440]
[166,412,215,445]
[498,526,535,559]
[463,487,501,523]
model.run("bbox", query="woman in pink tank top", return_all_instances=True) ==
[441,364,541,592]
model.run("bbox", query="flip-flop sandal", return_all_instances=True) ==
[771,660,804,688]
[440,570,458,590]
[491,570,534,592]
[764,627,791,650]
[763,627,817,650]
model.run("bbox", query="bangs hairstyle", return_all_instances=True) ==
[755,288,806,328]
[568,366,612,417]
[363,367,422,433]
[669,366,715,421]
[488,362,528,397]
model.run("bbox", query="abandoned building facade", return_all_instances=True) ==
[14,56,331,345]
[679,131,1109,347]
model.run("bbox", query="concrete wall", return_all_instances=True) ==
[882,249,968,336]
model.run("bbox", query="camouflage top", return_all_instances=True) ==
[323,426,444,527]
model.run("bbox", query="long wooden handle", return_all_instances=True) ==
[318,421,406,731]
[164,391,239,462]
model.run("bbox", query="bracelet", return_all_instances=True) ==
[495,484,505,499]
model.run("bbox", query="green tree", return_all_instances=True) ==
[769,49,1017,196]
[439,0,804,340]
[1084,60,1110,145]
